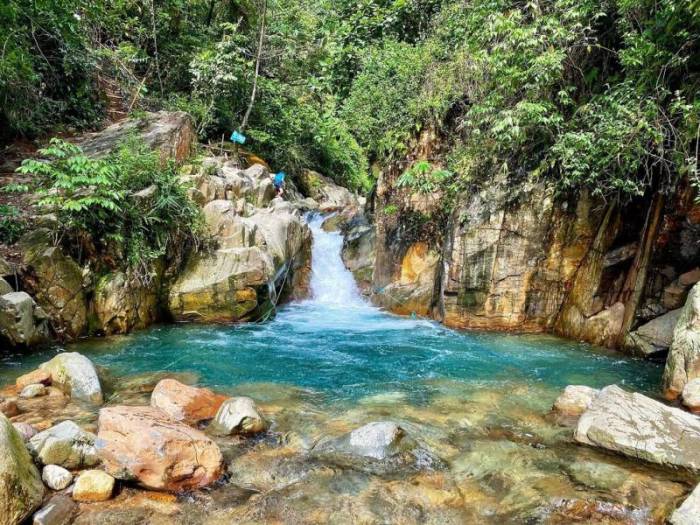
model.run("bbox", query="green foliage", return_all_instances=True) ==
[396,161,451,194]
[17,138,203,277]
[0,205,26,244]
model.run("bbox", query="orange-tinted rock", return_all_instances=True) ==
[0,398,19,417]
[16,369,51,390]
[96,405,223,492]
[150,379,227,425]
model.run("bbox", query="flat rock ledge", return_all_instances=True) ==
[574,385,700,471]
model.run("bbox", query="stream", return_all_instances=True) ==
[1,215,691,523]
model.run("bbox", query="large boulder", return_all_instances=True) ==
[96,405,223,491]
[552,385,599,417]
[663,283,700,399]
[208,396,267,435]
[0,414,44,525]
[39,353,103,404]
[0,291,50,346]
[150,379,227,425]
[296,170,358,213]
[341,214,376,295]
[93,271,159,335]
[574,385,700,470]
[75,111,196,162]
[625,307,683,357]
[28,421,99,469]
[670,484,700,525]
[20,230,87,340]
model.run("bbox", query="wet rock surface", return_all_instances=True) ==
[209,396,267,436]
[28,420,99,469]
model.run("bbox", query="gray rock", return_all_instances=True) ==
[626,308,682,357]
[663,283,700,399]
[20,384,47,399]
[670,484,700,525]
[565,461,629,491]
[32,495,76,525]
[682,378,700,414]
[0,414,44,524]
[552,385,599,417]
[0,291,50,346]
[0,277,12,295]
[209,397,268,435]
[42,465,73,491]
[28,420,99,469]
[574,385,700,470]
[39,352,103,404]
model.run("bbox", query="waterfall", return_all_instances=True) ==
[305,214,367,308]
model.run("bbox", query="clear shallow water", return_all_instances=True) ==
[1,216,661,400]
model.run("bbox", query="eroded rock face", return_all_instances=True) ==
[0,292,50,346]
[341,214,376,295]
[96,405,223,491]
[39,353,103,404]
[20,230,87,340]
[663,283,700,399]
[209,397,267,435]
[0,414,44,525]
[296,170,358,212]
[150,379,227,425]
[93,271,159,335]
[574,385,700,470]
[625,308,682,357]
[28,421,99,469]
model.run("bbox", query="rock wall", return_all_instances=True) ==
[360,161,700,353]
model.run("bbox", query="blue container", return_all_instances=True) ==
[230,131,247,144]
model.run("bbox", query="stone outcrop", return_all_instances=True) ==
[0,291,49,346]
[341,214,376,295]
[663,283,700,399]
[150,379,226,424]
[296,170,358,212]
[19,230,87,341]
[28,421,99,469]
[75,111,196,162]
[39,353,103,404]
[0,414,44,525]
[96,405,223,491]
[574,385,700,470]
[208,396,267,435]
[168,166,312,322]
[93,271,159,335]
[625,307,682,357]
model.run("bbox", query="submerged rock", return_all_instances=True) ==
[39,352,103,404]
[312,421,442,473]
[0,414,44,525]
[670,484,700,525]
[553,385,599,417]
[28,420,99,469]
[574,385,700,470]
[209,396,268,435]
[150,378,227,425]
[42,465,73,491]
[32,495,76,525]
[663,283,700,399]
[72,470,115,502]
[96,405,223,491]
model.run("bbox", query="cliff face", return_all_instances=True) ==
[367,164,700,352]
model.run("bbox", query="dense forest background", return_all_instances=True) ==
[1,0,699,201]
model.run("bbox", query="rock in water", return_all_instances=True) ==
[42,465,73,491]
[682,378,700,414]
[32,495,76,525]
[0,414,44,525]
[553,385,600,417]
[150,378,227,425]
[96,405,223,491]
[670,484,700,525]
[574,385,700,470]
[93,271,158,335]
[0,292,50,347]
[28,421,99,469]
[663,283,700,399]
[209,397,268,435]
[72,470,114,502]
[39,353,103,404]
